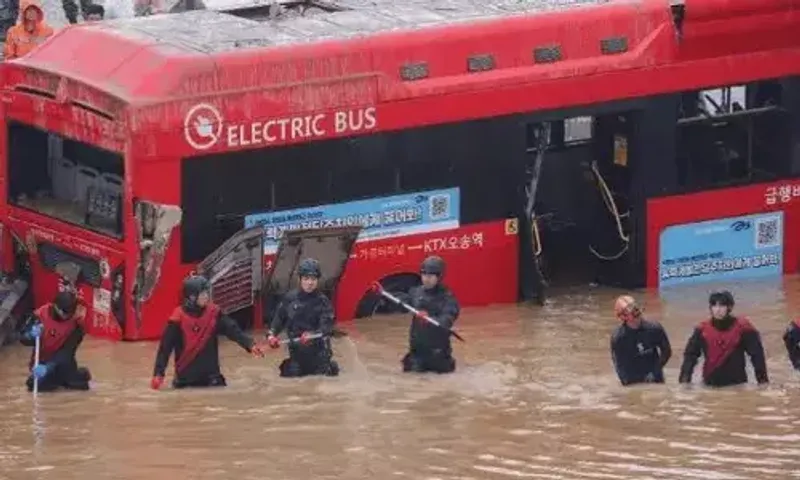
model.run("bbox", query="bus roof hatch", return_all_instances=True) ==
[196,225,265,315]
[264,226,361,301]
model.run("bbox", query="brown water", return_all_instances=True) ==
[2,277,800,480]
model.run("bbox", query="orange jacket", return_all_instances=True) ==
[3,0,54,60]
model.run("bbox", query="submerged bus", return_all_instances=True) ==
[1,0,800,341]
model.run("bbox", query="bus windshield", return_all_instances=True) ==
[7,121,125,238]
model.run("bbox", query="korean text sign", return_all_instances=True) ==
[658,212,783,288]
[244,188,460,253]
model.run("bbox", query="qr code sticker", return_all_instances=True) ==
[755,216,781,249]
[429,194,450,220]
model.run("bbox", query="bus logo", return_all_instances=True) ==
[184,103,223,150]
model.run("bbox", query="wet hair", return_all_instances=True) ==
[297,258,321,278]
[709,290,734,308]
[84,4,104,17]
[54,290,78,318]
[420,256,445,276]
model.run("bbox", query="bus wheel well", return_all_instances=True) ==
[354,272,420,318]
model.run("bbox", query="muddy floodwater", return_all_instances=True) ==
[2,278,800,480]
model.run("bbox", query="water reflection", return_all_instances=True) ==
[1,277,798,479]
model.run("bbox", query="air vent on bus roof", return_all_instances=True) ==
[13,85,56,100]
[12,85,116,121]
[71,100,115,122]
[533,45,562,64]
[467,54,495,73]
[400,62,429,81]
[600,36,628,55]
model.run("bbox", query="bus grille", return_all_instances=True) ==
[37,242,102,287]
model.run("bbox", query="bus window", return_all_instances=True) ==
[330,137,398,200]
[7,122,125,238]
[676,79,793,189]
[271,148,330,210]
[181,118,523,264]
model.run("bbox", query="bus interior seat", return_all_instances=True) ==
[100,173,123,198]
[52,157,77,201]
[75,166,100,206]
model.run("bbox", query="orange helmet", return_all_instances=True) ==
[614,295,640,320]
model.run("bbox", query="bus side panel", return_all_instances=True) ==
[334,219,519,321]
[130,158,191,341]
[646,180,800,288]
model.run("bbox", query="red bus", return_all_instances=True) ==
[2,0,800,341]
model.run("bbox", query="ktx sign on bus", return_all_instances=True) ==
[183,103,377,150]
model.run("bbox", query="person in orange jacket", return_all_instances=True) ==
[3,0,54,61]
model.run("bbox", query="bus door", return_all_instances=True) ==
[195,225,264,330]
[262,226,361,326]
[587,113,633,286]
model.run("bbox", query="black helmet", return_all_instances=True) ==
[183,275,210,308]
[53,290,78,319]
[297,258,321,278]
[420,255,445,276]
[709,290,734,308]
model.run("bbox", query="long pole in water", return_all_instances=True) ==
[33,334,41,397]
[370,282,466,342]
[279,332,325,345]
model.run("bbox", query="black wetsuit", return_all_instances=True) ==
[21,304,91,392]
[679,316,768,387]
[269,289,339,377]
[783,321,800,371]
[402,284,460,374]
[610,319,672,386]
[153,304,255,388]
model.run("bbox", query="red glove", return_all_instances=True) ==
[267,335,280,349]
[299,331,312,345]
[414,310,430,323]
[250,342,265,358]
[150,376,164,390]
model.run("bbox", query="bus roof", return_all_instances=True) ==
[104,0,618,53]
[6,0,799,117]
[9,0,628,102]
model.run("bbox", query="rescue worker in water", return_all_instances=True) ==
[20,290,92,392]
[679,290,769,387]
[150,275,265,389]
[610,295,672,386]
[782,316,800,371]
[402,256,460,374]
[266,258,340,377]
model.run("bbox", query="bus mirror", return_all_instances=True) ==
[133,201,182,305]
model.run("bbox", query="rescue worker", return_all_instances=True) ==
[266,258,339,377]
[150,275,264,390]
[402,255,460,374]
[782,318,800,371]
[3,0,53,60]
[610,295,672,386]
[679,290,769,387]
[20,290,91,392]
